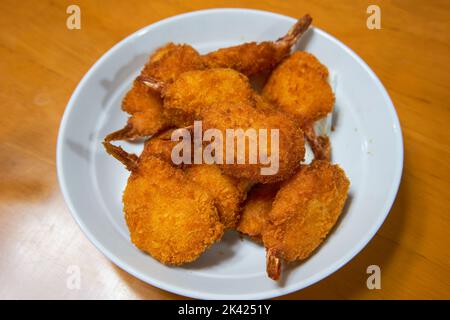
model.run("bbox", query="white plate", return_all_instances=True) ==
[57,8,403,299]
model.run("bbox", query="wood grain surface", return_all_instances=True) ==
[0,0,449,299]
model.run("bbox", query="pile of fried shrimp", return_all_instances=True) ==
[103,14,350,280]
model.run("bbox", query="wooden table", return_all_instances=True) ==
[1,0,449,299]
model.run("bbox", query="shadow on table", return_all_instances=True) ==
[0,145,54,204]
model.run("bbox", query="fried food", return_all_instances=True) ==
[262,51,334,160]
[107,15,312,141]
[138,68,305,183]
[202,100,305,183]
[101,13,353,279]
[202,14,312,76]
[105,80,167,141]
[141,43,205,83]
[140,130,181,165]
[105,44,205,141]
[186,165,251,229]
[141,133,251,229]
[262,160,349,280]
[103,141,224,265]
[121,80,163,115]
[159,68,254,126]
[237,183,280,241]
[263,51,334,125]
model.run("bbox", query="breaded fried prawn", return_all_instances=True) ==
[101,13,353,279]
[141,43,205,83]
[107,15,312,141]
[202,14,312,76]
[103,141,224,265]
[140,134,251,229]
[154,68,255,127]
[105,81,167,142]
[202,100,305,183]
[263,51,334,125]
[138,68,305,183]
[106,43,205,141]
[262,51,334,160]
[262,161,349,280]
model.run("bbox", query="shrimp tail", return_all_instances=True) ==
[102,140,139,172]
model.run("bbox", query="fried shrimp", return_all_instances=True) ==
[237,183,280,241]
[262,161,349,280]
[202,101,305,183]
[106,15,312,142]
[105,80,167,142]
[263,51,334,125]
[137,68,305,183]
[105,43,205,141]
[202,14,312,76]
[100,13,353,279]
[103,141,224,265]
[141,43,205,83]
[262,51,334,160]
[140,133,251,229]
[157,68,255,127]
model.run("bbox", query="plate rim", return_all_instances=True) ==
[57,8,404,299]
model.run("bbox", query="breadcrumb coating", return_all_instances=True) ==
[202,99,305,183]
[186,165,251,229]
[263,51,335,126]
[237,183,280,241]
[263,161,349,279]
[141,135,251,229]
[162,68,254,126]
[202,14,312,76]
[123,155,224,265]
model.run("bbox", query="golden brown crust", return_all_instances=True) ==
[237,183,280,240]
[141,43,205,83]
[202,100,305,183]
[110,44,204,141]
[122,80,163,114]
[202,42,284,76]
[124,155,224,265]
[148,42,179,63]
[141,135,251,229]
[262,51,335,126]
[108,15,312,142]
[263,161,349,265]
[162,68,255,126]
[202,15,312,76]
[140,131,180,165]
[105,103,168,142]
[185,165,250,229]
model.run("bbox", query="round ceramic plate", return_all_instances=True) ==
[57,9,403,299]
